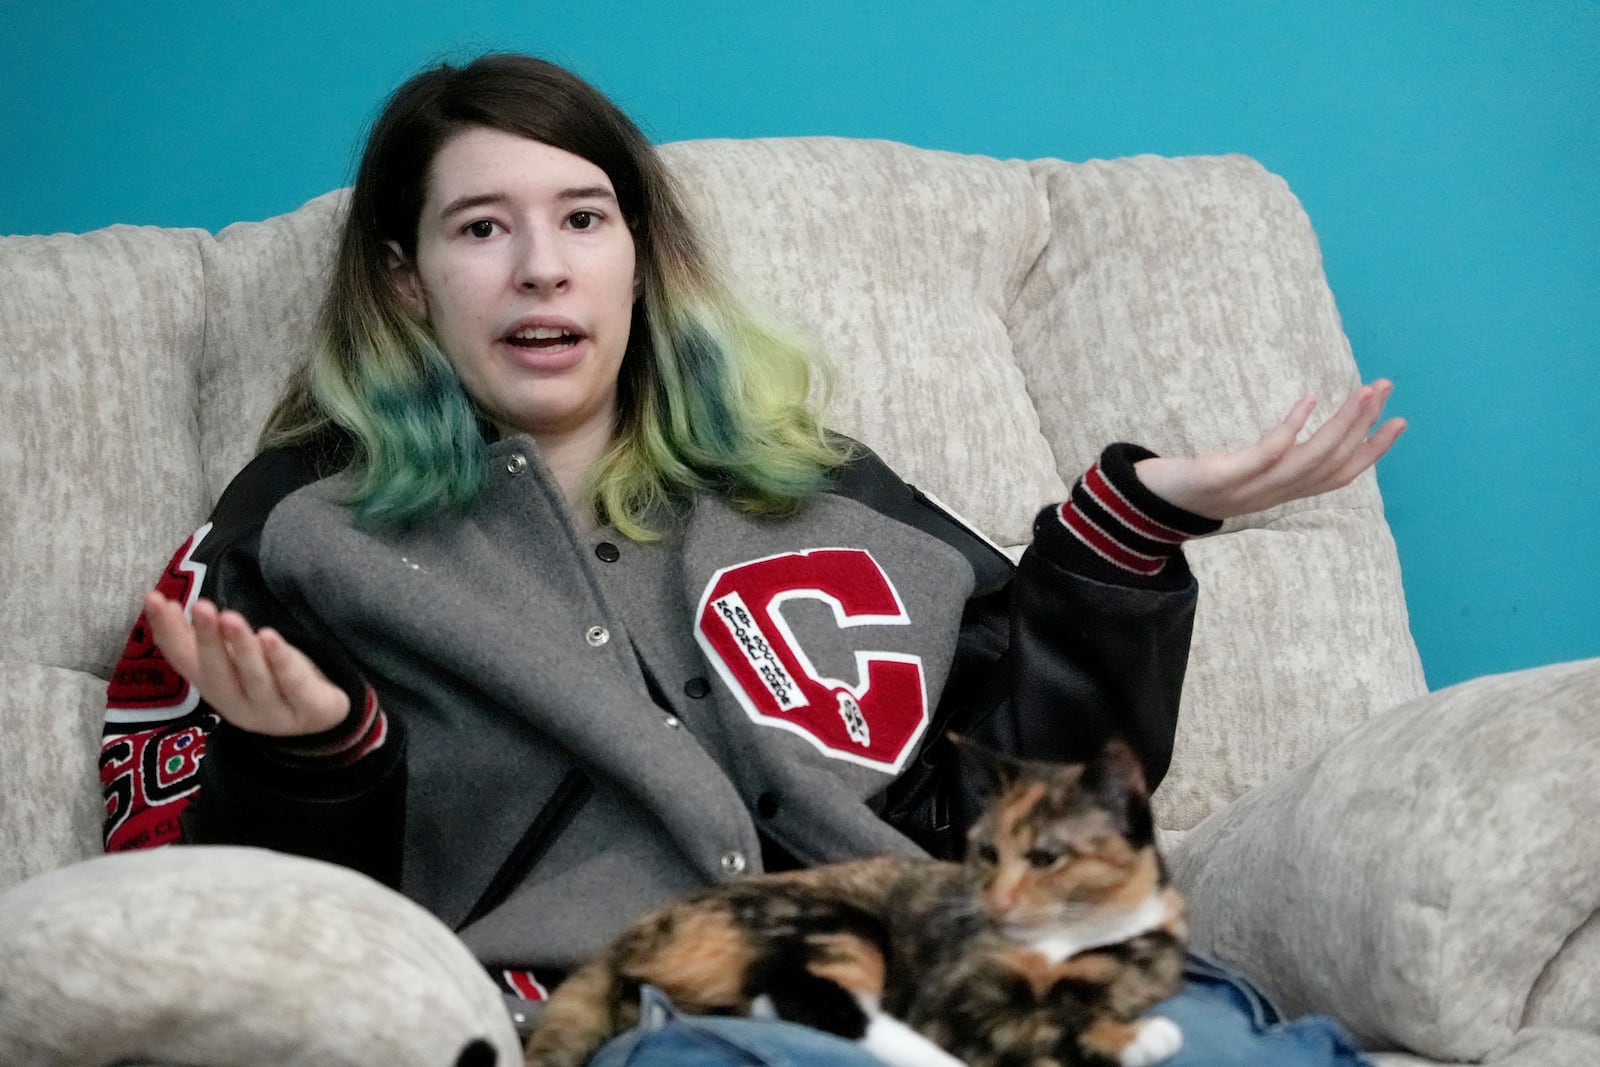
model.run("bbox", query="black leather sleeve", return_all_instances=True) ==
[835,443,1198,860]
[180,440,409,888]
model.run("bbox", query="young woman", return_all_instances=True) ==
[100,53,1401,1066]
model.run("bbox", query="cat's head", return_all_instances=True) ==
[953,736,1162,930]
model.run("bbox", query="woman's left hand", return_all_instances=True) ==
[1132,379,1406,521]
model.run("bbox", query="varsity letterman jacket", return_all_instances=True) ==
[100,431,1218,989]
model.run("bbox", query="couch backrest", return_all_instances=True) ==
[0,137,1425,889]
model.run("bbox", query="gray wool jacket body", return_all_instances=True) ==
[182,431,1205,978]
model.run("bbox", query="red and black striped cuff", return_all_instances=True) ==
[1040,443,1221,587]
[260,686,389,769]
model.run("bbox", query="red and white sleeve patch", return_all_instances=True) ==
[101,524,216,852]
[99,714,215,851]
[105,523,212,724]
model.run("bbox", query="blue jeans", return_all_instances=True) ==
[587,956,1369,1067]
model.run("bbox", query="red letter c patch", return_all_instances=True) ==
[695,548,928,773]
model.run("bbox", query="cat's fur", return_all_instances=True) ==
[523,738,1186,1067]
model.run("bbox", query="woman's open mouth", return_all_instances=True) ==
[506,325,582,352]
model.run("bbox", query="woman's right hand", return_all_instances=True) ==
[143,591,351,736]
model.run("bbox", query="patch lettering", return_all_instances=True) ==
[695,548,927,773]
[101,523,215,851]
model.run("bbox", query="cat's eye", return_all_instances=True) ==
[1024,849,1060,868]
[975,844,999,865]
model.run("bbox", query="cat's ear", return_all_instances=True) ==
[947,733,1029,799]
[1083,738,1155,844]
[1083,738,1149,800]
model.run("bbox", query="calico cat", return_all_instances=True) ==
[523,738,1187,1067]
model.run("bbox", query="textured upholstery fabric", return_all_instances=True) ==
[0,226,211,677]
[0,225,213,889]
[659,137,1068,549]
[1172,656,1600,1064]
[1008,152,1427,832]
[199,189,344,500]
[0,847,521,1066]
[1370,1036,1600,1067]
[0,665,105,888]
[1,137,1593,1065]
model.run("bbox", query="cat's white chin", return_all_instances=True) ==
[1010,888,1172,963]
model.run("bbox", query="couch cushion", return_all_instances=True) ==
[661,137,1071,546]
[1170,657,1600,1062]
[0,225,211,676]
[1009,153,1426,830]
[199,190,344,502]
[0,665,105,886]
[0,846,521,1067]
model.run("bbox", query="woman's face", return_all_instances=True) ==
[392,127,638,450]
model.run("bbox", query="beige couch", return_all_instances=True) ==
[1,137,1595,1066]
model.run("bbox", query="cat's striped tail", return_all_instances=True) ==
[521,958,633,1067]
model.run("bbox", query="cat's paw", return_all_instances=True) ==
[1118,1016,1182,1067]
[860,1013,967,1067]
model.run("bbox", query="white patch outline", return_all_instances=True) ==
[105,522,212,725]
[705,589,805,711]
[694,547,929,775]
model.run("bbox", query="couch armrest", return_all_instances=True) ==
[0,846,520,1066]
[1168,657,1600,1064]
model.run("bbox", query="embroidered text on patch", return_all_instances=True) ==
[709,591,802,711]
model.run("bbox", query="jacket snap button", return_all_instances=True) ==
[584,626,610,647]
[505,453,528,476]
[683,677,710,699]
[664,715,681,729]
[720,851,747,876]
[594,541,620,562]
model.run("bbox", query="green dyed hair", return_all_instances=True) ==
[261,53,848,537]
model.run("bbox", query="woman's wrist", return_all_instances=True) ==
[1132,455,1225,521]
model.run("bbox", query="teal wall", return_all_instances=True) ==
[4,3,1596,690]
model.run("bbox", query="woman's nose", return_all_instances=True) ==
[514,233,569,292]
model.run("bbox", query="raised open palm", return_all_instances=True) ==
[1133,380,1405,521]
[143,591,350,737]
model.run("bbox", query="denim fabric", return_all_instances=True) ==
[587,959,1371,1067]
[588,986,885,1067]
[1156,956,1370,1067]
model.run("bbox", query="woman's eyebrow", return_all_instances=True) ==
[555,185,618,204]
[438,186,618,219]
[439,192,509,219]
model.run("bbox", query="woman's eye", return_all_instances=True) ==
[466,219,497,239]
[1025,849,1059,868]
[568,210,597,230]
